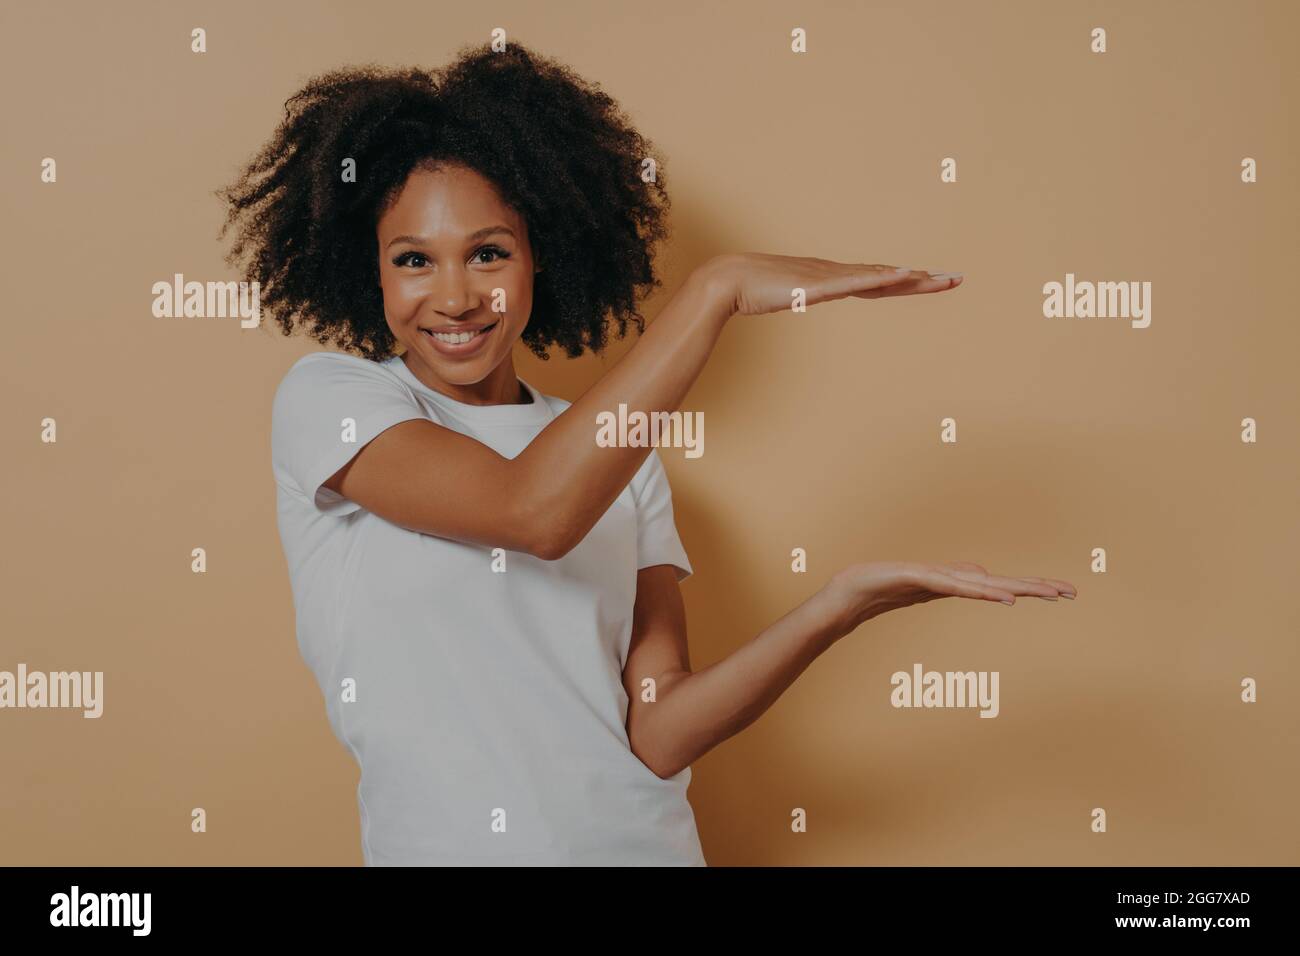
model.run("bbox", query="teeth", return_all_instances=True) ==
[427,324,491,344]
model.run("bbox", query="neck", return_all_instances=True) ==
[399,352,531,406]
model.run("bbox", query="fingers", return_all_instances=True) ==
[852,270,963,299]
[1016,575,1078,599]
[831,266,920,295]
[910,567,1018,605]
[787,261,963,308]
[792,266,917,309]
[909,562,1081,606]
[936,563,1075,601]
[938,566,1059,599]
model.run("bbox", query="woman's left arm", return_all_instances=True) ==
[623,561,1075,779]
[623,565,847,779]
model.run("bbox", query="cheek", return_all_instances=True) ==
[507,279,533,325]
[380,274,421,316]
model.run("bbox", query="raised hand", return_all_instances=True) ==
[702,252,963,319]
[823,560,1076,633]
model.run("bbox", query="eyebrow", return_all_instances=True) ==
[385,225,516,250]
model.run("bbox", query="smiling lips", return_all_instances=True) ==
[427,323,492,344]
[421,320,498,355]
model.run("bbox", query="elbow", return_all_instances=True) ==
[529,535,566,562]
[526,523,579,562]
[628,728,681,780]
[648,761,681,781]
[510,472,575,561]
[641,752,683,781]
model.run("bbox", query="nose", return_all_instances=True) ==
[430,264,479,319]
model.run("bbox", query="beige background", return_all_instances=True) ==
[2,0,1296,865]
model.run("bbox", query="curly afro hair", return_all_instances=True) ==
[216,41,671,362]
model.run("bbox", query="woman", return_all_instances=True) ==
[218,42,1075,866]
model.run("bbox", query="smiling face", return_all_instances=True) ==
[377,161,539,405]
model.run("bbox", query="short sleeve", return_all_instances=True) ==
[629,448,693,583]
[271,352,430,518]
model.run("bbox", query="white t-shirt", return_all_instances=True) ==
[270,350,706,866]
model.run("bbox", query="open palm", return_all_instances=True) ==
[826,560,1077,632]
[706,252,963,318]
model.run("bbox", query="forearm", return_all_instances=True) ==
[633,582,853,779]
[515,263,732,555]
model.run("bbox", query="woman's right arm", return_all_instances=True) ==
[323,255,945,558]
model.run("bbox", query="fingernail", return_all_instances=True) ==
[930,272,963,280]
[892,266,913,273]
[1062,592,1076,599]
[1000,599,1014,606]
